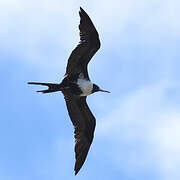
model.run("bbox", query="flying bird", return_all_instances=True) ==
[28,7,110,175]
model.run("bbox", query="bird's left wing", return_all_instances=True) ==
[63,93,96,175]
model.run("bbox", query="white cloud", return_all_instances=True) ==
[97,81,180,179]
[91,0,180,44]
[0,0,77,75]
[150,113,180,180]
[0,0,179,83]
[1,0,180,65]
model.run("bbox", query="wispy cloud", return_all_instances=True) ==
[1,0,180,64]
[97,81,180,179]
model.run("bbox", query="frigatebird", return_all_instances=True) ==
[28,7,110,175]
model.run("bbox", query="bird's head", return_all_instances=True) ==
[92,84,110,94]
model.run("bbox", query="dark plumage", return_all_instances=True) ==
[65,7,100,80]
[28,7,109,175]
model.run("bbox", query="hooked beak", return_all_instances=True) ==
[98,88,110,93]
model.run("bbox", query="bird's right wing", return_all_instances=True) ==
[63,93,96,175]
[65,7,101,79]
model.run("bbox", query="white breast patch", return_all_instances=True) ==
[77,78,93,96]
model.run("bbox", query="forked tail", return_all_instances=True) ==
[28,82,63,93]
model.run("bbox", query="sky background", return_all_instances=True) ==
[1,0,180,179]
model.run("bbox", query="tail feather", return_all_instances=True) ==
[28,82,63,93]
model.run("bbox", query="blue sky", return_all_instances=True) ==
[1,0,180,179]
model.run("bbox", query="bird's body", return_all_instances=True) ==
[77,75,93,96]
[28,7,109,175]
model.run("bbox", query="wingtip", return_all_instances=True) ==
[74,162,81,175]
[79,7,83,15]
[79,7,86,14]
[79,6,83,11]
[74,169,80,176]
